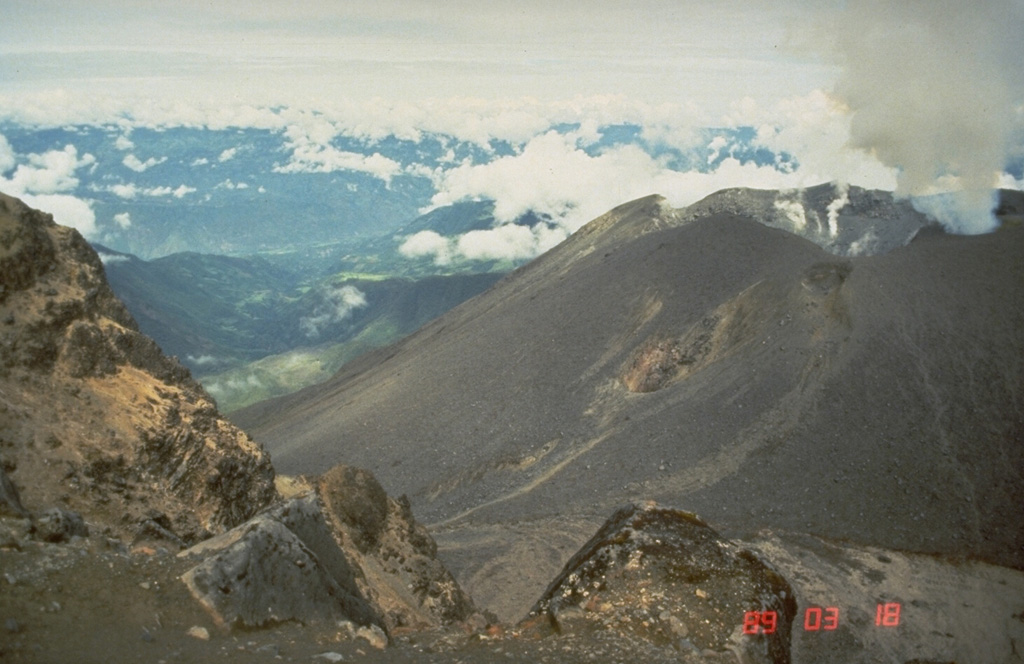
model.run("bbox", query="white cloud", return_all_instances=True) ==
[424,127,831,245]
[114,134,134,151]
[398,230,454,265]
[215,179,249,190]
[0,134,15,173]
[122,153,166,172]
[97,251,130,264]
[3,144,95,195]
[707,135,729,164]
[218,147,237,162]
[20,193,97,238]
[113,211,132,229]
[192,157,210,166]
[100,183,196,199]
[300,284,368,338]
[274,118,403,182]
[0,143,98,237]
[400,221,569,266]
[457,223,566,262]
[745,91,897,190]
[187,354,221,367]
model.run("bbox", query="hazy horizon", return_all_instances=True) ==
[2,0,1022,238]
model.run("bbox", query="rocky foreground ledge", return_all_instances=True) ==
[179,464,479,636]
[6,494,1021,663]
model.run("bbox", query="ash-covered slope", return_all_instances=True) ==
[0,193,277,544]
[237,186,1024,606]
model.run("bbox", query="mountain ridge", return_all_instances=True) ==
[0,192,277,542]
[235,187,1024,618]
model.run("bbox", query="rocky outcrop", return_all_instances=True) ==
[0,192,277,544]
[521,503,796,664]
[675,183,933,256]
[180,464,477,635]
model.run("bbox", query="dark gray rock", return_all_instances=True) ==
[32,507,88,543]
[180,464,478,638]
[181,494,380,630]
[0,464,28,517]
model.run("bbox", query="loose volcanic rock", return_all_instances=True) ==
[522,503,797,664]
[32,507,88,543]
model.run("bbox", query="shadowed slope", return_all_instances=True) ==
[236,192,1024,617]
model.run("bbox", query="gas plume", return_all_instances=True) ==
[831,0,1024,233]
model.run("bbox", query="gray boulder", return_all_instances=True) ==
[32,507,88,543]
[180,464,477,636]
[182,496,379,629]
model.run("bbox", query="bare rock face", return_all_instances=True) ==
[181,494,382,630]
[0,193,277,544]
[676,183,933,256]
[522,503,796,664]
[180,463,476,635]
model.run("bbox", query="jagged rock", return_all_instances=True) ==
[0,192,278,544]
[522,503,796,664]
[316,465,475,628]
[676,183,933,256]
[0,463,28,517]
[180,464,476,635]
[181,494,381,629]
[32,507,88,543]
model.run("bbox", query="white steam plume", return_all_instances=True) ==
[825,182,849,238]
[830,0,1024,233]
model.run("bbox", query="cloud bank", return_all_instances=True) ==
[0,139,98,237]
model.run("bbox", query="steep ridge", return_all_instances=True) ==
[0,194,490,662]
[0,192,277,543]
[236,188,1024,619]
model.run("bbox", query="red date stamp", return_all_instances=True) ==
[743,602,901,635]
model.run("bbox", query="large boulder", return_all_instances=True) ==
[181,494,381,630]
[521,503,797,664]
[180,464,477,636]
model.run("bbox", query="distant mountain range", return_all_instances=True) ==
[94,202,508,411]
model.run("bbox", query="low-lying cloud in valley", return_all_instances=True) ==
[300,285,368,339]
